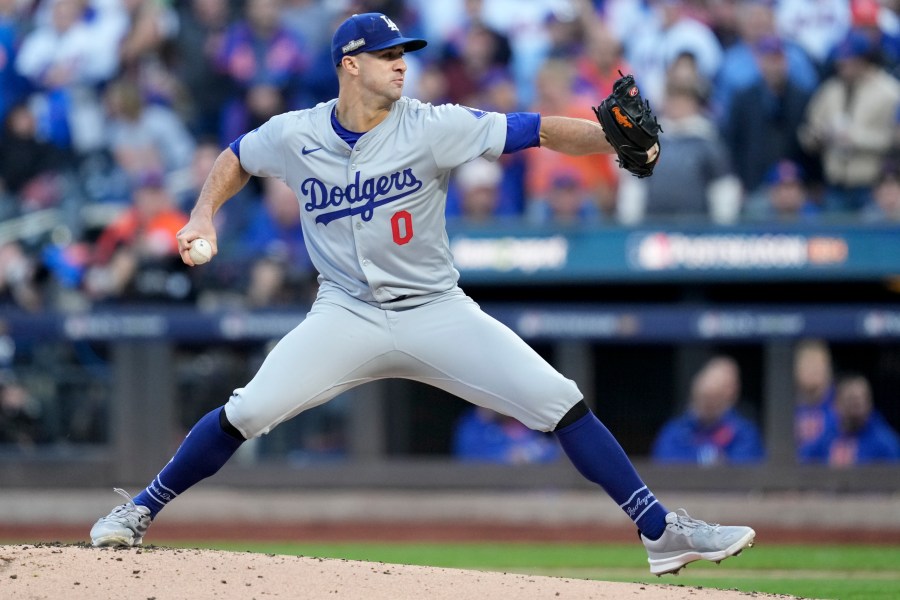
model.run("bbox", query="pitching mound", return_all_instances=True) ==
[0,543,778,599]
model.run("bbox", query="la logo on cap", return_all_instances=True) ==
[380,15,399,32]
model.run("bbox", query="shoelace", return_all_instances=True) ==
[671,509,719,534]
[113,487,138,507]
[106,488,144,522]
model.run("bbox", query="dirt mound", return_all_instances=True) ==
[0,543,790,600]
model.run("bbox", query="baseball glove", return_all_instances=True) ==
[592,72,661,178]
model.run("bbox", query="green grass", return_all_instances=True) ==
[163,541,900,600]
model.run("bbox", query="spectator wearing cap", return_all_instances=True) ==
[712,1,818,123]
[721,33,816,200]
[530,170,604,224]
[862,161,900,222]
[544,4,589,61]
[743,160,822,223]
[849,0,900,78]
[799,28,900,214]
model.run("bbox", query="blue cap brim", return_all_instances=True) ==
[362,37,427,55]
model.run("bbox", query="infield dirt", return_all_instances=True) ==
[0,543,798,600]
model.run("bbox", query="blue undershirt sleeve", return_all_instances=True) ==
[228,133,247,160]
[502,112,541,154]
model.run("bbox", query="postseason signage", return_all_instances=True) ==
[448,225,899,282]
[627,231,847,272]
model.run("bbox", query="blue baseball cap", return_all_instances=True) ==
[765,160,805,185]
[754,34,784,55]
[832,29,874,62]
[331,12,427,66]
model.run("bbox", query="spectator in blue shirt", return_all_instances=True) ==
[652,356,765,466]
[794,339,837,461]
[216,0,310,145]
[804,373,900,466]
[743,160,822,223]
[0,1,28,131]
[712,3,818,125]
[240,177,315,307]
[862,160,900,223]
[453,406,561,465]
[721,35,816,202]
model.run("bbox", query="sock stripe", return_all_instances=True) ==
[147,477,179,505]
[154,479,177,498]
[633,498,659,523]
[619,485,648,508]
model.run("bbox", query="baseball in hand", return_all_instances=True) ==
[189,238,213,265]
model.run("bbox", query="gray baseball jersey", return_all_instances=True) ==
[239,97,506,308]
[225,97,581,438]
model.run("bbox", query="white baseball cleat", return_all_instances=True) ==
[641,509,755,576]
[90,488,152,547]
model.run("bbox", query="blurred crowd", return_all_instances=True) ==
[649,339,900,467]
[0,0,900,313]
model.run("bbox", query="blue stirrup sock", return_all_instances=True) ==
[554,411,668,540]
[133,407,244,517]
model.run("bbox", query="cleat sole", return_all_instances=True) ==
[647,528,756,576]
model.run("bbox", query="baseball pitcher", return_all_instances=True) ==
[91,13,753,576]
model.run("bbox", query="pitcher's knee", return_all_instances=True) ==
[218,407,246,441]
[223,389,279,440]
[519,379,583,432]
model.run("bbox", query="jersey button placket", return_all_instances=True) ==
[354,223,368,269]
[349,145,373,284]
